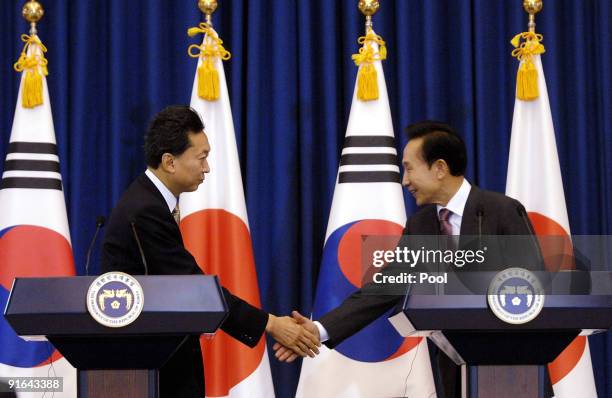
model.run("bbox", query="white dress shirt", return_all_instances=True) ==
[436,178,471,235]
[145,168,177,213]
[314,178,472,342]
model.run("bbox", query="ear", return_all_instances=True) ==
[160,153,175,173]
[433,159,449,179]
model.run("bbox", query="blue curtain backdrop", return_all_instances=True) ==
[1,0,610,396]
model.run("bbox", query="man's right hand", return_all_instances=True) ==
[273,311,320,363]
[266,313,320,358]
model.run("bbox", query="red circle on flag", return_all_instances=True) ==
[181,209,266,397]
[337,219,404,288]
[548,335,587,385]
[528,211,575,271]
[335,219,421,360]
[0,225,75,291]
[528,212,584,383]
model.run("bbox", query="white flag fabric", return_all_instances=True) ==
[179,28,275,398]
[506,54,598,398]
[0,36,77,397]
[296,32,436,398]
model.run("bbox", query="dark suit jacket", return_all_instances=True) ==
[101,174,268,398]
[319,185,536,348]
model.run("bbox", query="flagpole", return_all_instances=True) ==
[198,0,217,26]
[522,0,542,33]
[358,0,379,33]
[22,0,44,35]
[2,2,77,395]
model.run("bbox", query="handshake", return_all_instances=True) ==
[265,311,320,363]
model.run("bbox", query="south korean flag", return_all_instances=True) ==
[0,33,77,397]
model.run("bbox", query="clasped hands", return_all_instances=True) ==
[266,311,319,363]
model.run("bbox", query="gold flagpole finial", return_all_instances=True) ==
[22,0,44,35]
[198,0,217,26]
[354,0,385,101]
[523,0,542,33]
[17,0,48,108]
[190,0,229,101]
[358,0,379,32]
[511,0,544,101]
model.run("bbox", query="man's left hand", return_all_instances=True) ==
[266,314,320,358]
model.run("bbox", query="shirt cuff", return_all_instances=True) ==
[313,321,329,343]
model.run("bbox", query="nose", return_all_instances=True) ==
[402,172,410,187]
[203,159,210,173]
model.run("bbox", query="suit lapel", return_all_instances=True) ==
[137,173,184,239]
[137,173,168,206]
[459,185,481,236]
[421,205,441,235]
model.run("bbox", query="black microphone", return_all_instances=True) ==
[476,203,485,237]
[476,203,485,255]
[516,204,544,269]
[130,220,149,275]
[84,216,106,276]
[516,204,535,234]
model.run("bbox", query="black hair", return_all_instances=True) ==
[404,120,467,176]
[144,105,205,168]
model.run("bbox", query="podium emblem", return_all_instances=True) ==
[487,267,545,324]
[87,272,144,328]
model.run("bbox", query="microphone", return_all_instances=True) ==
[130,220,149,275]
[476,204,485,254]
[84,216,106,276]
[516,204,544,269]
[476,203,485,237]
[516,204,535,234]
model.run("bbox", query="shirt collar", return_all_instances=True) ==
[145,168,177,212]
[436,178,471,217]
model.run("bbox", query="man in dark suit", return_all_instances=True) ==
[101,105,319,397]
[273,120,541,397]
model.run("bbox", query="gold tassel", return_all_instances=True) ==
[14,34,48,109]
[352,31,387,101]
[517,60,539,101]
[23,69,43,107]
[187,23,231,101]
[357,64,378,101]
[197,59,220,101]
[511,32,545,101]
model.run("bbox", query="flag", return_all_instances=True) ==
[179,23,275,398]
[296,30,435,398]
[506,34,598,397]
[0,34,77,396]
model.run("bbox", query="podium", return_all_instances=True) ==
[4,275,228,398]
[389,271,612,398]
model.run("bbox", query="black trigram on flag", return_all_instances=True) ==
[1,141,62,190]
[338,135,400,184]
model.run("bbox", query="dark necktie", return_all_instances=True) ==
[438,208,453,235]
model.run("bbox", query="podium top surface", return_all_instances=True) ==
[403,294,612,330]
[4,275,228,337]
[400,270,612,331]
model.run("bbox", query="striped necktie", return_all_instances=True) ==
[438,208,453,235]
[172,204,180,225]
